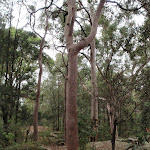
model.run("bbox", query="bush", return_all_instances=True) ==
[0,132,15,147]
[78,113,93,150]
[0,145,4,150]
[5,142,47,150]
[3,132,15,144]
[0,118,3,131]
[127,132,150,150]
[98,124,111,141]
[0,119,4,146]
[9,119,26,143]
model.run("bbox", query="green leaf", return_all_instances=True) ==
[87,0,92,3]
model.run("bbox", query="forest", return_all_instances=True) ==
[0,0,150,150]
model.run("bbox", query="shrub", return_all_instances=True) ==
[78,113,93,150]
[98,124,111,141]
[5,142,47,150]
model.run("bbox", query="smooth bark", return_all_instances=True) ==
[33,38,43,141]
[66,51,78,150]
[64,0,105,149]
[90,40,99,141]
[89,1,99,141]
[63,70,68,143]
[33,6,48,140]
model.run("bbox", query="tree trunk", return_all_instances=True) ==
[15,57,22,142]
[15,79,21,142]
[66,50,79,150]
[64,1,105,149]
[33,4,48,141]
[107,103,117,150]
[89,4,99,140]
[63,70,68,143]
[2,109,8,132]
[90,39,99,142]
[33,36,44,140]
[57,80,60,131]
[111,119,117,150]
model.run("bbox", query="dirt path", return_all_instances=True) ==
[43,141,127,150]
[42,146,67,150]
[91,140,150,150]
[91,140,128,150]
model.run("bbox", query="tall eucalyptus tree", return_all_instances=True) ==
[64,0,105,149]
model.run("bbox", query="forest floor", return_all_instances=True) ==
[91,140,128,150]
[25,126,150,150]
[43,140,150,150]
[42,141,127,150]
[93,140,150,150]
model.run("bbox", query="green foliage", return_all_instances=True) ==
[0,27,41,146]
[5,142,47,150]
[98,123,111,141]
[0,1,150,150]
[0,118,3,131]
[28,5,36,12]
[127,134,150,150]
[0,117,29,147]
[87,0,92,3]
[140,102,150,134]
[38,128,64,146]
[55,53,67,69]
[0,130,15,147]
[78,113,92,150]
[2,132,15,145]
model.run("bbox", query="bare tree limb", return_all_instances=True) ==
[75,19,87,37]
[78,73,92,95]
[106,0,146,11]
[33,0,49,141]
[132,56,150,79]
[74,0,105,53]
[30,0,54,15]
[117,103,139,124]
[78,0,92,25]
[79,52,90,61]
[54,65,66,79]
[22,0,54,38]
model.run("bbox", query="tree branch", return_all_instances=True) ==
[117,103,139,124]
[78,73,92,96]
[64,0,76,48]
[78,0,92,25]
[106,0,146,11]
[132,56,150,79]
[75,19,87,37]
[31,0,54,15]
[22,0,53,38]
[74,0,105,53]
